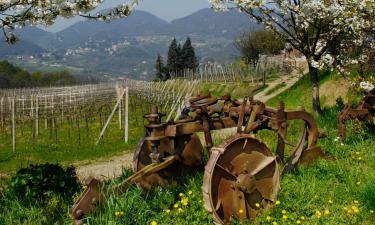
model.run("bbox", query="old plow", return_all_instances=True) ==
[338,89,375,138]
[72,95,325,225]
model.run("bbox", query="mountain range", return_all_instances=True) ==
[1,8,262,79]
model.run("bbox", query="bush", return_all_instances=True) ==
[8,163,81,206]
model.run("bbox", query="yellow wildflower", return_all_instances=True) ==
[282,215,288,220]
[296,220,301,224]
[266,216,272,221]
[351,206,359,213]
[179,193,185,198]
[282,210,287,214]
[328,200,333,204]
[181,198,189,206]
[370,210,374,214]
[174,203,179,209]
[355,151,360,155]
[358,157,362,160]
[356,181,361,185]
[239,209,244,214]
[177,208,183,213]
[275,200,281,205]
[150,221,157,225]
[165,209,171,214]
[272,222,278,225]
[255,203,260,208]
[354,200,359,204]
[188,190,193,195]
[300,216,305,220]
[315,210,322,218]
[324,209,330,215]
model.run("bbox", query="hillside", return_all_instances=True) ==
[0,8,261,79]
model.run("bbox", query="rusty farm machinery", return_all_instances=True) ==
[338,89,375,138]
[71,95,325,225]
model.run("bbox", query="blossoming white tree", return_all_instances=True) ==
[0,0,138,42]
[209,0,375,113]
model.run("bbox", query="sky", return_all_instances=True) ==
[42,0,211,32]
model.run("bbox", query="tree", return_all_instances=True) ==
[154,54,166,80]
[181,37,199,71]
[235,30,285,67]
[167,38,180,76]
[210,0,375,113]
[0,0,135,43]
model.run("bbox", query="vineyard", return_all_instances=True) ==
[0,75,270,174]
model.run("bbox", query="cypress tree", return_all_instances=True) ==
[167,38,179,76]
[176,43,184,76]
[181,37,198,71]
[154,54,165,81]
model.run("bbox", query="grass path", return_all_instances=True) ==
[254,66,307,102]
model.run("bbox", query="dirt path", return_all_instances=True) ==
[75,153,133,181]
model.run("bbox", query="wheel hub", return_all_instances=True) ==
[235,174,256,194]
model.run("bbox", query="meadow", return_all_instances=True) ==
[0,72,374,225]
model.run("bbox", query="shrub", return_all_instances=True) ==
[8,163,81,206]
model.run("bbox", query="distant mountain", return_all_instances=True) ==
[35,9,261,49]
[170,8,261,37]
[0,39,44,57]
[14,26,52,47]
[42,11,170,49]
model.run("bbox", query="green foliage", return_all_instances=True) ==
[0,60,76,88]
[235,30,285,67]
[8,163,80,206]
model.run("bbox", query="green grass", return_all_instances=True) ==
[267,70,342,110]
[1,73,375,225]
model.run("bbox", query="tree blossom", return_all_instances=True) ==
[360,81,374,92]
[209,0,375,113]
[0,0,139,43]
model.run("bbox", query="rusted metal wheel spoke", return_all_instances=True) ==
[215,163,237,179]
[251,156,276,176]
[217,178,247,222]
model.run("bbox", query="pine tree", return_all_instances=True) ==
[154,54,165,81]
[181,37,198,71]
[176,43,184,76]
[167,38,179,76]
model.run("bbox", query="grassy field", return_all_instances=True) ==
[0,73,374,225]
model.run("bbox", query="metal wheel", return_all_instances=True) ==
[203,135,280,224]
[133,134,203,191]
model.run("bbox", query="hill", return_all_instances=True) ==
[0,9,262,79]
